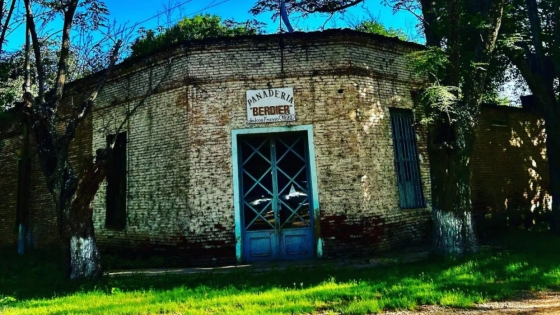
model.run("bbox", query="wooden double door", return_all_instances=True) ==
[237,131,314,262]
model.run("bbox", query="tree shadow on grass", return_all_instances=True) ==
[2,229,560,314]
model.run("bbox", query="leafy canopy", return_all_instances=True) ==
[131,14,261,57]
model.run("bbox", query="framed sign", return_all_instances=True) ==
[246,87,295,123]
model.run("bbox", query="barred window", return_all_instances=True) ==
[390,109,425,208]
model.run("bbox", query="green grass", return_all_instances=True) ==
[1,229,560,314]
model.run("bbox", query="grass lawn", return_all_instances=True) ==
[1,229,560,315]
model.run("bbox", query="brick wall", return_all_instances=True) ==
[0,131,61,250]
[0,132,21,248]
[472,105,550,234]
[0,107,93,251]
[87,30,432,264]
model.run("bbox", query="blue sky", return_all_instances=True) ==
[106,0,419,33]
[4,0,421,52]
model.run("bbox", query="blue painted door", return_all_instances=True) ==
[238,132,314,262]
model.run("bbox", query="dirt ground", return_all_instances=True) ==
[384,292,560,314]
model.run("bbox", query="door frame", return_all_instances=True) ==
[232,125,321,263]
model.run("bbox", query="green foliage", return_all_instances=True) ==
[389,0,509,133]
[407,47,465,125]
[0,58,21,156]
[0,36,88,112]
[0,60,20,111]
[0,296,17,306]
[408,47,450,82]
[130,14,262,58]
[1,230,560,314]
[0,35,102,113]
[354,20,408,41]
[422,85,461,123]
[408,43,510,126]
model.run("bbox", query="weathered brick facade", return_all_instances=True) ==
[472,104,550,233]
[0,111,93,250]
[79,30,432,264]
[0,132,20,247]
[0,30,550,265]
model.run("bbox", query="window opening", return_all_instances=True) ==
[390,110,425,208]
[106,132,127,228]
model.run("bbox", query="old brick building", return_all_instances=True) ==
[0,29,550,265]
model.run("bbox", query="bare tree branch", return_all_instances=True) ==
[301,0,364,13]
[53,0,79,107]
[382,0,425,27]
[251,0,364,17]
[0,0,4,30]
[504,47,552,110]
[64,40,122,143]
[69,148,108,216]
[110,60,173,147]
[23,0,46,103]
[24,25,31,94]
[0,0,16,53]
[321,13,334,30]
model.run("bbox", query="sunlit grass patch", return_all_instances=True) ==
[338,298,385,315]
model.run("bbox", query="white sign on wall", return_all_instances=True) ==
[246,87,295,123]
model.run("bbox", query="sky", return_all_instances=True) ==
[104,0,420,34]
[4,0,422,52]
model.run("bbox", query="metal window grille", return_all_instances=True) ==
[390,110,425,208]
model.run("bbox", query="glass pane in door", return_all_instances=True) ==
[241,136,275,231]
[275,134,311,229]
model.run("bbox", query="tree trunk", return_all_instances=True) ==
[429,121,478,256]
[63,150,109,279]
[544,110,560,235]
[65,202,102,279]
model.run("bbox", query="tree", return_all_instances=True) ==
[13,4,264,278]
[0,10,109,258]
[500,0,560,234]
[16,0,180,278]
[0,0,20,126]
[131,14,262,57]
[8,0,154,278]
[254,0,507,256]
[409,0,507,255]
[0,0,20,188]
